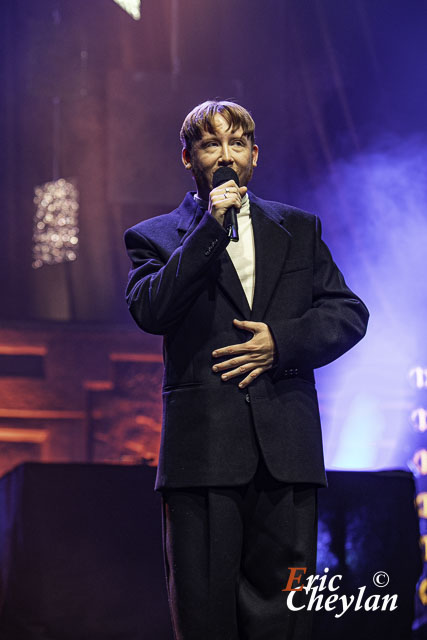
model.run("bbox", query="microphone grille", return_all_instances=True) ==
[212,167,240,188]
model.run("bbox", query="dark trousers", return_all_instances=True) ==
[161,454,318,640]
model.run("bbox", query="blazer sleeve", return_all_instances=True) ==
[124,211,229,334]
[268,215,369,374]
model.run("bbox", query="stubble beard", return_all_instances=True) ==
[191,157,254,201]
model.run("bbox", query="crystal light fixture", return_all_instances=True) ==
[32,178,79,269]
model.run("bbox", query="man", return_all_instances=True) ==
[124,100,369,639]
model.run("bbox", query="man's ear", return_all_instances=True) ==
[182,148,192,170]
[252,144,259,167]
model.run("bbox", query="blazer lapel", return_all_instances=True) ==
[176,192,251,318]
[216,197,293,321]
[176,192,294,320]
[176,192,204,242]
[216,252,252,319]
[250,199,292,321]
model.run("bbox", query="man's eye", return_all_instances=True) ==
[232,140,245,147]
[204,141,218,148]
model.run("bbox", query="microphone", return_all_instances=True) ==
[212,167,240,242]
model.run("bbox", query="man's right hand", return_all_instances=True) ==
[208,180,248,224]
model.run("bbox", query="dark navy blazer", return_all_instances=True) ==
[124,191,369,491]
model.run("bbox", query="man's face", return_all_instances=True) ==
[182,113,259,200]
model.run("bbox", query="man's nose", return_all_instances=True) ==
[218,144,233,165]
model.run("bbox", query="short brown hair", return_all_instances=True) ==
[180,100,255,151]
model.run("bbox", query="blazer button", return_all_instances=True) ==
[245,393,250,404]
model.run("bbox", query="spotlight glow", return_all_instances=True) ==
[412,409,427,433]
[410,367,427,390]
[32,178,79,269]
[112,0,141,20]
[413,450,427,475]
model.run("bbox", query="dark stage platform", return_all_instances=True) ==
[0,463,421,639]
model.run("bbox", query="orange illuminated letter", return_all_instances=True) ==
[283,567,307,592]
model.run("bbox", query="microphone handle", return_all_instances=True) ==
[224,207,239,242]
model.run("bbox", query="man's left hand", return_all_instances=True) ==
[212,319,276,388]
